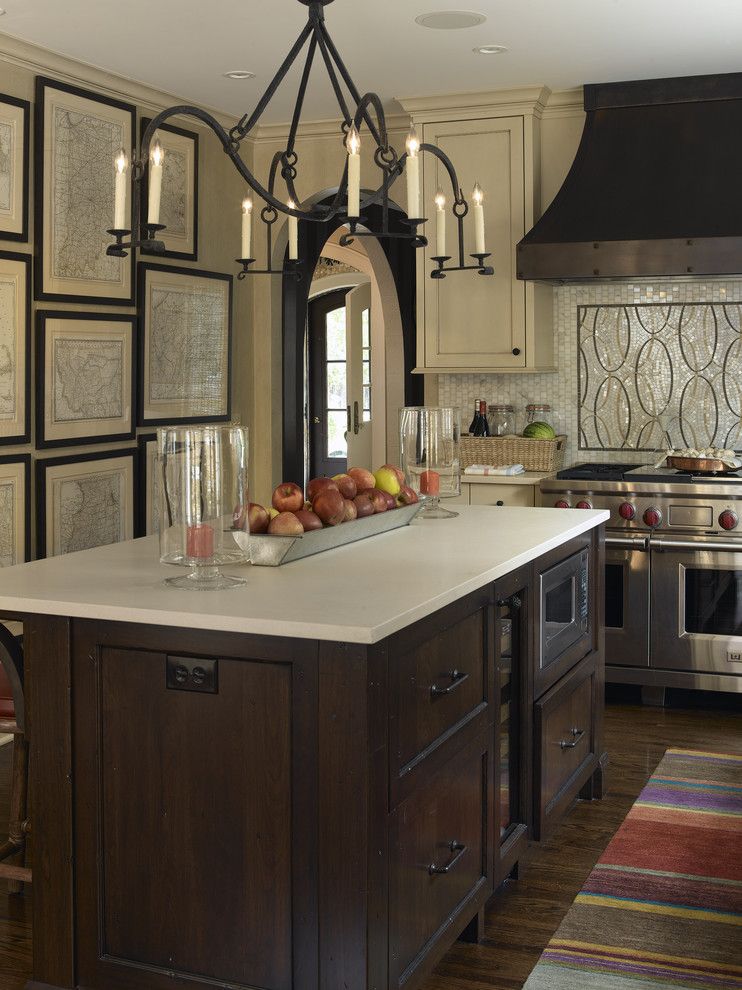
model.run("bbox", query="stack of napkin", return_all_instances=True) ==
[463,464,526,476]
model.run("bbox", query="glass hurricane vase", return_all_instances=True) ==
[399,406,461,519]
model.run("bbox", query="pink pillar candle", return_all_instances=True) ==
[419,470,440,496]
[186,523,215,560]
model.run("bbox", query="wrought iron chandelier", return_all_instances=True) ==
[107,0,494,280]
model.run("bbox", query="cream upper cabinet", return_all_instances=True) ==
[403,89,554,374]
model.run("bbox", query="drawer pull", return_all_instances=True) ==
[430,669,470,697]
[560,727,585,750]
[429,840,467,875]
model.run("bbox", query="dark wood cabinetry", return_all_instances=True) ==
[24,528,605,990]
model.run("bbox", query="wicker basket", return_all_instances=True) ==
[459,435,567,473]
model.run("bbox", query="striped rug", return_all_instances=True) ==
[524,748,742,990]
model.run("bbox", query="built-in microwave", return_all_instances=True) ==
[539,547,590,670]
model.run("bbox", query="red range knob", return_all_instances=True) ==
[719,509,739,531]
[575,500,592,510]
[554,499,570,508]
[618,502,636,521]
[643,506,663,528]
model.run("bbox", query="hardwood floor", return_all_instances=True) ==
[0,691,739,990]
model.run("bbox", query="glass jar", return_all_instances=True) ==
[525,403,562,434]
[488,403,516,437]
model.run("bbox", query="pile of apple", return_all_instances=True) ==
[244,465,418,536]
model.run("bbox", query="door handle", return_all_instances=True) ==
[430,669,470,697]
[429,840,467,876]
[313,416,321,425]
[346,405,352,434]
[353,401,360,435]
[560,727,585,749]
[605,536,649,550]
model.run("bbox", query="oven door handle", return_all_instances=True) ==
[652,537,742,553]
[605,536,649,551]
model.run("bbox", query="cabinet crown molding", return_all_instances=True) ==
[398,85,552,121]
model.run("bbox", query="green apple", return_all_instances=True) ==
[374,466,401,497]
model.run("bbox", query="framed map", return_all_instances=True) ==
[140,119,198,260]
[0,454,30,566]
[0,251,31,445]
[35,78,135,305]
[37,449,137,558]
[137,432,160,536]
[36,311,136,448]
[138,263,232,425]
[0,93,30,242]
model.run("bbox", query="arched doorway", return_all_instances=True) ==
[281,195,421,484]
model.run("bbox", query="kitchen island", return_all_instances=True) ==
[0,505,607,990]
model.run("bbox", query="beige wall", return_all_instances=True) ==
[0,34,250,558]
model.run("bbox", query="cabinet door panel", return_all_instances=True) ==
[80,647,293,990]
[421,117,526,369]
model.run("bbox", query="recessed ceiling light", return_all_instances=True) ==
[474,44,508,55]
[415,10,487,29]
[223,70,255,80]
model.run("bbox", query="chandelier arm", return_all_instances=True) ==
[314,27,353,130]
[352,92,390,151]
[286,33,318,157]
[317,21,383,146]
[419,142,466,203]
[233,19,314,140]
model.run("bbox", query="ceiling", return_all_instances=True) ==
[1,0,742,123]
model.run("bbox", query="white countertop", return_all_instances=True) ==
[461,471,552,486]
[0,506,608,645]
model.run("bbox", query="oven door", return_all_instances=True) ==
[605,535,650,668]
[651,535,742,675]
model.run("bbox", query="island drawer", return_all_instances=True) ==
[389,589,494,802]
[533,653,598,839]
[389,731,490,990]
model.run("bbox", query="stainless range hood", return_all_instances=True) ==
[517,73,742,282]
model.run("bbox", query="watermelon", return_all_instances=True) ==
[523,421,556,440]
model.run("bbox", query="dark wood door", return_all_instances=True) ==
[309,288,350,479]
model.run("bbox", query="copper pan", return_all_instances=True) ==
[666,455,739,474]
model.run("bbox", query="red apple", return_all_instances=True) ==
[272,481,304,513]
[268,511,304,535]
[332,473,358,499]
[380,490,397,510]
[294,508,323,531]
[381,463,405,486]
[307,476,339,502]
[396,484,419,507]
[313,488,346,526]
[343,498,358,522]
[366,488,388,513]
[353,493,375,517]
[247,502,270,534]
[348,466,376,492]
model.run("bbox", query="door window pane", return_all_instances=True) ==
[327,410,348,459]
[685,568,742,635]
[326,362,347,408]
[361,308,370,348]
[326,308,346,360]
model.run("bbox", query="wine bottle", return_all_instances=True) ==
[480,400,491,437]
[468,400,481,435]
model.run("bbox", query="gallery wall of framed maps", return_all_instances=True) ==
[0,42,249,563]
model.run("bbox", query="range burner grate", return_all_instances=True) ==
[556,462,638,482]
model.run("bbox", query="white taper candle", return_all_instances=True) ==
[287,199,299,260]
[472,182,486,255]
[114,148,128,230]
[434,188,446,257]
[147,138,164,226]
[405,127,420,219]
[347,125,361,218]
[241,197,252,259]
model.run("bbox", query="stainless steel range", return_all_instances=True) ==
[540,463,742,699]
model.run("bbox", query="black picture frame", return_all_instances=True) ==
[0,92,30,243]
[35,310,137,449]
[36,448,138,559]
[140,118,199,261]
[137,431,157,537]
[0,249,31,446]
[34,76,136,306]
[137,262,233,427]
[0,453,31,563]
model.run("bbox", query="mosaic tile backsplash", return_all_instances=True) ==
[437,280,742,467]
